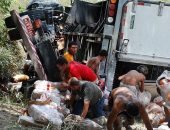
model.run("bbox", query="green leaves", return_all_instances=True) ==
[0,47,18,77]
[0,0,12,13]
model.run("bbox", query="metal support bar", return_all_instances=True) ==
[10,10,47,80]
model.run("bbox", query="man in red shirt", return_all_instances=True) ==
[56,57,97,82]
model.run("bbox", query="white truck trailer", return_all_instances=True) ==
[102,0,170,90]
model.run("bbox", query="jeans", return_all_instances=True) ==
[72,96,105,118]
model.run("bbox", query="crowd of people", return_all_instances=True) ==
[54,41,170,130]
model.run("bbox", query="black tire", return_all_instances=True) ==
[8,28,21,41]
[5,16,16,28]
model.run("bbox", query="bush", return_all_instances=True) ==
[0,0,26,80]
[0,47,18,78]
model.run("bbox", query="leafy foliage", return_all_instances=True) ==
[0,0,12,13]
[0,47,17,77]
[0,0,26,79]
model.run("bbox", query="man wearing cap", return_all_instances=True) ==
[68,77,105,119]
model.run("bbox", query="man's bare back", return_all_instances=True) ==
[118,70,146,92]
[112,87,137,101]
[87,57,100,74]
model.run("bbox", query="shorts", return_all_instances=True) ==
[120,83,138,97]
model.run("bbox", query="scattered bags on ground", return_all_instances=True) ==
[28,104,64,128]
[153,122,170,130]
[93,116,107,126]
[13,74,29,82]
[146,103,165,127]
[138,91,152,106]
[31,80,61,100]
[18,115,44,128]
[62,114,103,130]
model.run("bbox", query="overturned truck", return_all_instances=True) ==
[5,0,170,91]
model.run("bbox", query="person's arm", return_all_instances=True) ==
[95,62,101,80]
[139,76,145,92]
[139,104,153,130]
[70,93,76,108]
[139,80,144,92]
[81,100,90,118]
[107,98,121,130]
[118,74,126,81]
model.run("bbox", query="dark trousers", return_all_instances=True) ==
[72,96,105,118]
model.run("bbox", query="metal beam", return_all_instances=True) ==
[10,10,47,80]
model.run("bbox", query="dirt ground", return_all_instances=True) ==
[0,102,42,130]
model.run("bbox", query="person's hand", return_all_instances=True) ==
[59,82,69,91]
[61,82,68,88]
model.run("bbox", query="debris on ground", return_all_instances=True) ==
[3,79,169,130]
[146,102,165,127]
[18,116,44,128]
[62,114,104,130]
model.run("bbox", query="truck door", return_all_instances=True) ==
[118,0,170,66]
[105,0,170,90]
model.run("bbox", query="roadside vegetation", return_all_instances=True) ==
[0,0,27,79]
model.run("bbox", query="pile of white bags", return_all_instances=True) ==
[19,80,70,128]
[138,91,152,106]
[28,104,64,128]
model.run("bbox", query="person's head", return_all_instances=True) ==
[98,50,108,61]
[68,41,78,55]
[56,57,68,72]
[137,65,148,76]
[125,102,139,117]
[68,77,81,91]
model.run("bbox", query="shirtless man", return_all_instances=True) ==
[107,87,153,130]
[118,65,148,92]
[87,50,108,79]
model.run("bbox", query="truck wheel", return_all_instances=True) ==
[8,28,21,41]
[5,16,16,28]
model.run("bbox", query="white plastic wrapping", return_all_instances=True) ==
[40,90,61,105]
[138,91,152,106]
[28,104,64,127]
[31,80,60,100]
[156,70,170,108]
[146,103,165,127]
[18,115,44,127]
[63,114,103,130]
